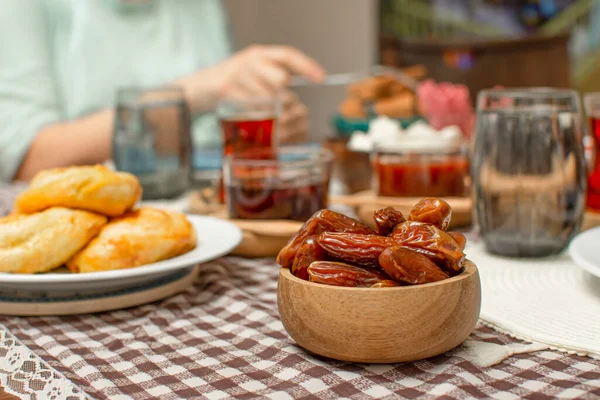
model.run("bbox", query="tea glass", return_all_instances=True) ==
[223,146,333,221]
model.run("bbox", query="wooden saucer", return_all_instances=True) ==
[331,191,472,229]
[188,192,302,258]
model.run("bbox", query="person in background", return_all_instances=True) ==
[0,0,325,182]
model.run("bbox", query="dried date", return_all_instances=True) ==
[448,232,467,251]
[373,207,406,236]
[389,221,465,272]
[317,232,395,267]
[276,210,374,269]
[307,261,392,287]
[379,246,449,285]
[408,198,452,231]
[291,236,328,280]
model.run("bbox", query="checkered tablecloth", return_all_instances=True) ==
[1,185,600,399]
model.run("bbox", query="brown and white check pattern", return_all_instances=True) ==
[1,186,600,399]
[0,257,599,399]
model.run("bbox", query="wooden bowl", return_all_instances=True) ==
[277,260,481,363]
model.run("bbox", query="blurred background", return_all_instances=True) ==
[226,0,600,140]
[226,0,377,141]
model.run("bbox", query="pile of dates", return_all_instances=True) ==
[276,197,467,287]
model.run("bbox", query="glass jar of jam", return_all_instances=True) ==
[372,141,470,198]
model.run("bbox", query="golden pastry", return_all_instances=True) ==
[0,208,107,274]
[401,64,427,81]
[374,93,416,118]
[14,165,141,217]
[67,208,197,273]
[339,97,367,118]
[347,75,396,101]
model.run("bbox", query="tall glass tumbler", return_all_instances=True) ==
[113,87,192,200]
[473,89,587,257]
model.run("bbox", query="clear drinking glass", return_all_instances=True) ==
[473,88,587,257]
[113,87,192,200]
[217,96,281,158]
[216,96,282,203]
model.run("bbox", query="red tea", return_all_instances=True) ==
[587,117,600,211]
[219,116,276,203]
[226,175,329,221]
[221,117,276,157]
[374,155,469,197]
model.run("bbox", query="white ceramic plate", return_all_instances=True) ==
[569,226,600,279]
[0,215,242,295]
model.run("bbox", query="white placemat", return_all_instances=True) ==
[467,240,600,359]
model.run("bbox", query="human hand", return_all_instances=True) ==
[215,45,324,101]
[179,45,325,113]
[277,90,310,145]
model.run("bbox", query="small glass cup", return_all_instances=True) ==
[372,141,470,198]
[113,87,192,200]
[216,96,282,203]
[217,96,281,158]
[473,88,587,257]
[223,146,333,221]
[583,93,600,211]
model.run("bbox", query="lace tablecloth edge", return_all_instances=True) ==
[0,324,90,400]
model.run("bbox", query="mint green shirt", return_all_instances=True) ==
[0,0,231,182]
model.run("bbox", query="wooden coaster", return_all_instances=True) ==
[0,266,198,316]
[188,191,302,258]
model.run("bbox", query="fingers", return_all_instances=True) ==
[248,58,290,92]
[261,45,325,82]
[278,120,309,144]
[278,93,310,144]
[236,68,273,97]
[280,103,308,127]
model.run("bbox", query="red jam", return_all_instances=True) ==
[374,153,469,198]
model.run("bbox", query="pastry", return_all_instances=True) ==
[401,64,427,80]
[339,97,367,118]
[374,93,416,118]
[338,64,427,120]
[348,75,396,101]
[0,208,107,274]
[14,165,141,217]
[67,208,197,273]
